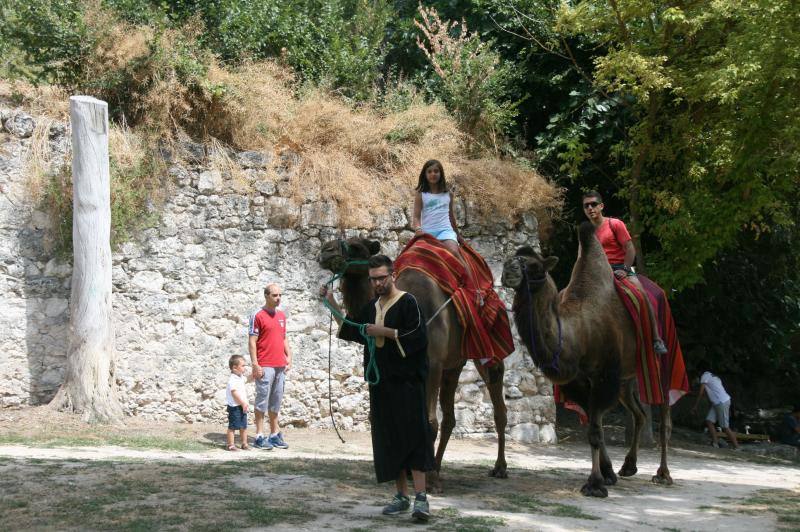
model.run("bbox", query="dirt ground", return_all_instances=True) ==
[1,407,799,531]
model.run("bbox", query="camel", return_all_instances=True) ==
[318,237,508,492]
[500,222,672,497]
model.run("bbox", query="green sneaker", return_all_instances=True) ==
[382,493,410,515]
[412,494,430,522]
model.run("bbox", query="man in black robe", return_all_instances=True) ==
[321,254,434,522]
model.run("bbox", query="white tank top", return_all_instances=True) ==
[420,192,453,233]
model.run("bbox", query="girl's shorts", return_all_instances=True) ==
[427,228,458,242]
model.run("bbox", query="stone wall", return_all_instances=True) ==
[0,108,556,443]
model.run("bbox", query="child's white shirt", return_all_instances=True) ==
[226,373,247,407]
[700,371,730,405]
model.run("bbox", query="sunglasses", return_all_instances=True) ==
[583,201,600,209]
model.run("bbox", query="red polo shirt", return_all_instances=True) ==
[248,308,287,367]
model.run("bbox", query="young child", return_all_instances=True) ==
[226,355,251,451]
[412,159,462,259]
[691,364,740,449]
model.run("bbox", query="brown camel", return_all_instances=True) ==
[318,237,508,492]
[500,222,672,497]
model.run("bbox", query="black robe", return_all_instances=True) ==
[339,292,435,483]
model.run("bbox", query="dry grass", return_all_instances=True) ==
[0,79,70,120]
[21,117,61,202]
[7,4,562,230]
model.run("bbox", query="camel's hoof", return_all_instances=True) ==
[489,466,508,479]
[580,482,608,498]
[618,464,638,477]
[651,474,673,486]
[603,471,618,486]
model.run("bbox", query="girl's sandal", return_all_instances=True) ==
[227,445,239,451]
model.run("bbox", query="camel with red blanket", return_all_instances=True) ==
[318,234,514,492]
[501,222,686,497]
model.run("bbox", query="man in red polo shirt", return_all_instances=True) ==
[582,190,667,355]
[249,283,292,450]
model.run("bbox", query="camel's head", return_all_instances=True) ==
[501,245,559,290]
[318,237,381,274]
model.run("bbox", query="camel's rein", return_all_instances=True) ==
[518,259,562,372]
[320,243,371,444]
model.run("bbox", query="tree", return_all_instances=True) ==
[508,0,800,291]
[50,96,123,423]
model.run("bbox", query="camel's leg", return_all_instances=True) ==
[618,379,645,477]
[425,359,443,493]
[476,361,508,479]
[652,403,673,485]
[429,365,463,493]
[598,429,617,486]
[581,407,609,498]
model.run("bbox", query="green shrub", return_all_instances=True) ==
[415,5,519,152]
[0,0,93,87]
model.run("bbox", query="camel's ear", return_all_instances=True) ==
[367,240,381,255]
[543,256,559,272]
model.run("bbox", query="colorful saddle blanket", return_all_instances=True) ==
[394,234,514,366]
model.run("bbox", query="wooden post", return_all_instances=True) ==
[50,96,122,423]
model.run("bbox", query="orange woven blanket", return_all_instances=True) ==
[394,234,514,366]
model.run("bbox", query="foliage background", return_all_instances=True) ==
[1,0,797,409]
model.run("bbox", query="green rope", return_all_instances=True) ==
[324,259,380,386]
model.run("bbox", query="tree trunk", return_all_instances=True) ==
[49,96,122,423]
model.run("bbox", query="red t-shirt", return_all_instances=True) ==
[248,308,287,367]
[595,217,632,264]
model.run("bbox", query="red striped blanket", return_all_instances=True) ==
[615,276,664,405]
[638,274,689,405]
[394,234,514,366]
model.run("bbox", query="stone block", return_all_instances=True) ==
[235,150,272,169]
[509,422,539,443]
[301,201,338,228]
[539,423,557,443]
[3,112,35,138]
[132,271,165,292]
[197,170,223,194]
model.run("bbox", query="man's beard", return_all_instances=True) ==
[375,284,390,296]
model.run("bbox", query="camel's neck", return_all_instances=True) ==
[513,277,573,380]
[562,224,614,302]
[340,273,372,317]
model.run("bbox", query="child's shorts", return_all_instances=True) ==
[427,228,458,242]
[227,405,247,430]
[706,400,731,429]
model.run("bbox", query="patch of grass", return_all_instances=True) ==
[0,432,212,452]
[246,505,312,526]
[489,493,599,520]
[4,499,28,509]
[735,489,800,530]
[431,513,506,532]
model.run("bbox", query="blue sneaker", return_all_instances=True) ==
[267,432,288,449]
[254,435,273,450]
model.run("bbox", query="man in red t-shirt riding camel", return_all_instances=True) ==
[582,190,668,355]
